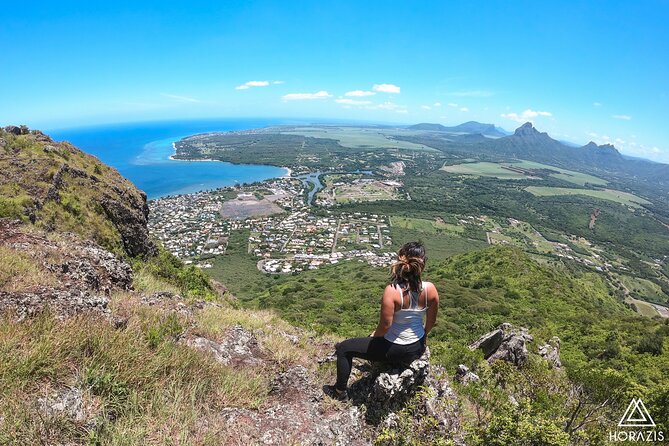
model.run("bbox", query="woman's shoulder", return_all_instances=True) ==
[422,281,439,295]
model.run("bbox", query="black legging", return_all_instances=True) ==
[335,336,426,390]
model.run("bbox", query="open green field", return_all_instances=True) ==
[319,174,401,204]
[280,126,435,151]
[626,297,662,318]
[390,226,486,261]
[390,216,464,234]
[512,160,608,186]
[440,159,608,186]
[488,220,556,254]
[524,186,652,208]
[619,274,668,304]
[441,162,532,179]
[333,183,398,203]
[206,229,274,301]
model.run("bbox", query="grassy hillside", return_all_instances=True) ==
[0,290,330,444]
[0,127,154,257]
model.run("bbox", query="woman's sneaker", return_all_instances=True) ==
[322,384,348,401]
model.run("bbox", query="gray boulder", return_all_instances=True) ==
[469,322,533,366]
[455,364,480,385]
[371,348,431,401]
[347,348,431,424]
[538,336,562,368]
[4,125,24,135]
[182,325,262,367]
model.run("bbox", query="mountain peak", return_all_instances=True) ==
[513,122,540,137]
[582,141,620,155]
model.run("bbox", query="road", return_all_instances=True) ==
[331,217,341,254]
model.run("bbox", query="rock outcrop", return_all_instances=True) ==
[470,323,563,369]
[0,126,156,257]
[538,336,562,368]
[181,325,264,367]
[100,187,156,257]
[469,322,533,366]
[37,387,93,425]
[371,348,431,401]
[0,219,132,319]
[455,364,480,385]
[218,364,369,445]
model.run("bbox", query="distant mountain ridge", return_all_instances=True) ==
[408,121,508,137]
[395,121,669,210]
[478,122,668,176]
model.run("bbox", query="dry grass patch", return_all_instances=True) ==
[195,306,324,368]
[0,246,57,292]
[0,309,269,445]
[132,267,181,296]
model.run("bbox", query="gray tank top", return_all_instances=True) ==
[383,281,428,345]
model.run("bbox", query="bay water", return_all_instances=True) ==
[48,118,293,199]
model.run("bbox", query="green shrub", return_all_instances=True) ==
[470,405,569,446]
[134,247,217,300]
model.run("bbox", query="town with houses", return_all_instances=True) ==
[148,175,397,274]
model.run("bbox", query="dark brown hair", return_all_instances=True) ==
[390,241,426,292]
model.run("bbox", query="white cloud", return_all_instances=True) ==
[501,109,552,123]
[235,80,270,90]
[433,102,442,107]
[612,114,632,121]
[448,103,459,108]
[421,105,431,110]
[450,90,494,97]
[345,90,375,97]
[272,80,284,84]
[373,83,401,94]
[459,107,469,112]
[593,102,602,107]
[375,101,408,113]
[335,98,372,106]
[282,90,332,101]
[160,93,201,103]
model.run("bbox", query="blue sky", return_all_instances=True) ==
[2,1,668,162]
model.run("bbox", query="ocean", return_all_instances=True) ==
[47,118,293,199]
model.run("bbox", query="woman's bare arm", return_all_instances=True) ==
[371,285,397,337]
[424,283,439,339]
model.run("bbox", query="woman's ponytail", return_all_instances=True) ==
[390,241,427,292]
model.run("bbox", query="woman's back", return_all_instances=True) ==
[384,281,430,345]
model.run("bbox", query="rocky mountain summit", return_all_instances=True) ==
[0,125,155,257]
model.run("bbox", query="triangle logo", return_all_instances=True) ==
[618,398,656,427]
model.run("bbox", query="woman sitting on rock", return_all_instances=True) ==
[325,241,439,399]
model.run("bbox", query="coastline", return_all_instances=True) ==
[169,142,292,177]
